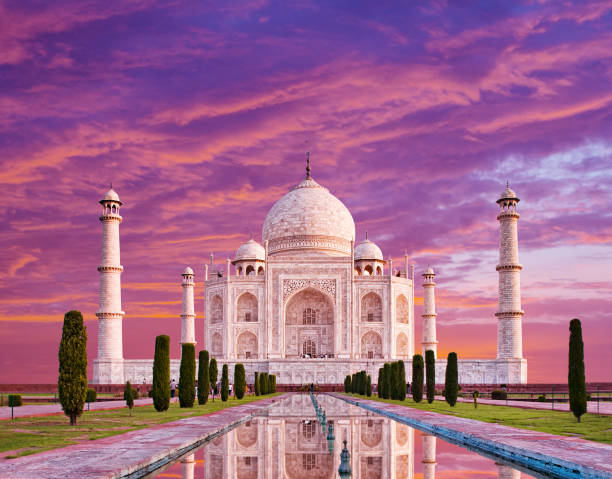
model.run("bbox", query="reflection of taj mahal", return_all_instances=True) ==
[173,394,520,479]
[93,157,527,385]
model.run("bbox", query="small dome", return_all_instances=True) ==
[183,266,194,275]
[101,187,122,204]
[235,239,265,262]
[424,266,435,275]
[354,239,383,261]
[497,183,519,203]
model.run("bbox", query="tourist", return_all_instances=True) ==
[170,378,176,398]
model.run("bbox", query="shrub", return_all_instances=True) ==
[86,388,97,403]
[221,364,229,401]
[197,350,210,405]
[366,375,372,397]
[491,390,507,400]
[254,372,260,396]
[425,350,435,404]
[537,394,547,402]
[383,363,392,399]
[58,310,88,425]
[444,352,458,407]
[344,375,351,393]
[8,394,22,407]
[152,335,170,412]
[209,358,218,401]
[412,354,424,403]
[569,318,587,423]
[234,363,246,399]
[398,360,406,401]
[124,381,135,415]
[377,368,384,398]
[179,343,196,408]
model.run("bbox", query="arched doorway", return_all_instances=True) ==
[361,331,382,358]
[285,288,334,358]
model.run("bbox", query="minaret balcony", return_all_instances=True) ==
[97,265,124,272]
[495,264,522,271]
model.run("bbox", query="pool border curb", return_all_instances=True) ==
[330,393,612,479]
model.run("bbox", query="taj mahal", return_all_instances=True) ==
[93,156,527,386]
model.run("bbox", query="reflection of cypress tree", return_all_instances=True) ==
[444,352,458,406]
[426,350,435,404]
[412,354,424,403]
[197,350,209,405]
[568,319,587,422]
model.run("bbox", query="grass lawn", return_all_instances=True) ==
[0,394,280,459]
[343,393,612,444]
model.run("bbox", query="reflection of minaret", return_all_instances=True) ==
[496,462,521,479]
[422,434,436,479]
[422,267,437,358]
[181,453,195,479]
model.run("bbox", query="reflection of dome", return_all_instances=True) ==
[183,266,194,275]
[354,239,383,261]
[262,177,355,256]
[235,239,265,261]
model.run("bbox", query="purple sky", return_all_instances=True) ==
[0,0,611,383]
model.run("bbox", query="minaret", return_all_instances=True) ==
[93,186,125,384]
[422,267,438,358]
[181,267,196,346]
[422,434,437,479]
[496,463,521,479]
[496,183,523,360]
[181,453,195,479]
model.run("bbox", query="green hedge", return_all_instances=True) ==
[86,388,97,403]
[8,394,22,407]
[491,390,507,400]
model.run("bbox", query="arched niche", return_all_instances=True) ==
[285,288,334,358]
[211,332,223,356]
[236,331,258,359]
[396,294,409,324]
[210,295,223,324]
[361,292,382,322]
[396,332,409,358]
[361,331,382,359]
[237,292,258,322]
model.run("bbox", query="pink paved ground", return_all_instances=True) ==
[0,397,169,420]
[449,396,612,415]
[333,393,612,478]
[0,394,286,478]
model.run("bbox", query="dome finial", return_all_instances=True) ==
[365,230,368,240]
[506,179,509,188]
[306,151,311,179]
[110,182,113,189]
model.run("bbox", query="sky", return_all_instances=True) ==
[0,0,611,384]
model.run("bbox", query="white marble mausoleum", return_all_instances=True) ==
[93,158,527,385]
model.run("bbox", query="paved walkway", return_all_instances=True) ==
[0,394,286,478]
[333,394,612,479]
[450,396,612,415]
[0,397,172,420]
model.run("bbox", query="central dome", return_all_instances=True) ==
[262,177,355,256]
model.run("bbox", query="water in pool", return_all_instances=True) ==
[147,394,545,478]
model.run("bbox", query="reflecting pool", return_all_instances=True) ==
[147,394,544,479]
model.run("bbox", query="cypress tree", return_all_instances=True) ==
[234,363,246,399]
[179,343,196,408]
[383,363,392,399]
[377,368,384,398]
[398,360,406,401]
[425,350,435,404]
[197,350,210,405]
[58,310,88,426]
[254,371,260,396]
[221,364,229,401]
[569,318,587,423]
[259,372,266,395]
[366,375,372,397]
[444,352,458,406]
[344,375,351,393]
[270,374,276,393]
[351,373,356,393]
[412,354,424,403]
[391,362,400,399]
[209,358,218,401]
[124,381,135,415]
[152,335,170,412]
[263,372,269,394]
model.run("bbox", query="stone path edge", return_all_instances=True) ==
[330,393,612,479]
